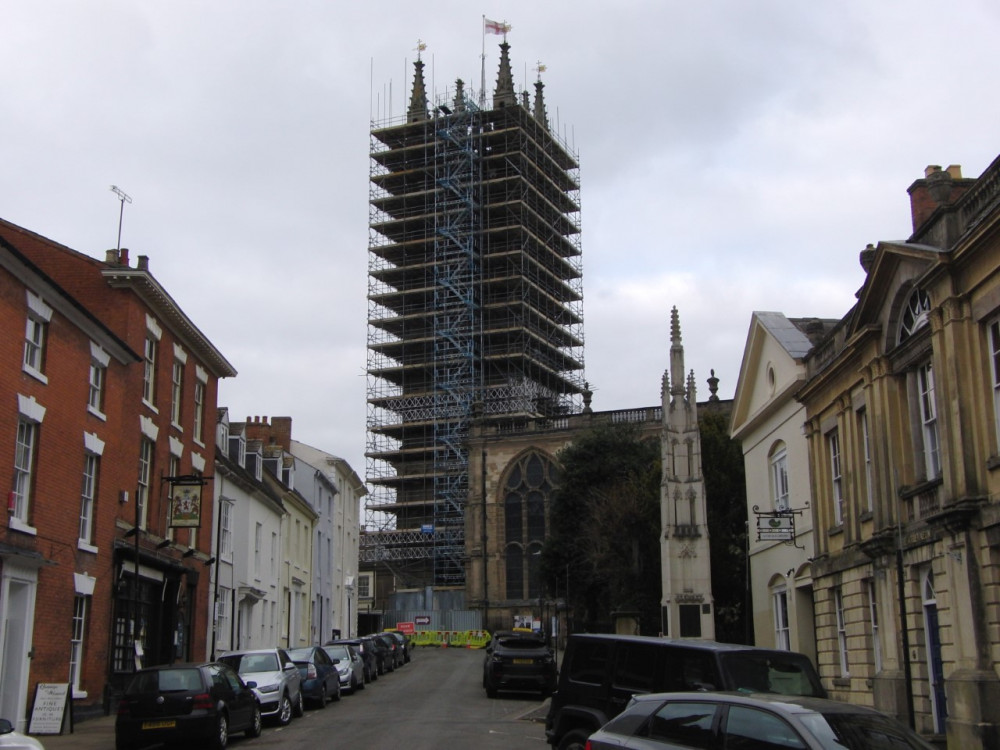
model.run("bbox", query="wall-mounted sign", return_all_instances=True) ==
[753,505,808,549]
[167,475,208,528]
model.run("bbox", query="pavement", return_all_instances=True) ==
[29,697,550,749]
[30,713,116,750]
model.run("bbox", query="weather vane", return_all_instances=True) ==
[110,185,132,251]
[536,61,547,80]
[415,39,427,58]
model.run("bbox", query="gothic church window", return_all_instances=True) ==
[503,452,559,600]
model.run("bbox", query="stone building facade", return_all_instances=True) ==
[797,157,1000,748]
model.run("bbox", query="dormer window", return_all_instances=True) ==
[898,289,931,344]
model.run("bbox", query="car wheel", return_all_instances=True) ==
[292,690,304,718]
[315,685,327,709]
[556,729,591,750]
[331,680,341,702]
[486,686,498,698]
[212,713,229,750]
[245,703,262,738]
[277,693,292,726]
[357,674,365,691]
[115,739,133,750]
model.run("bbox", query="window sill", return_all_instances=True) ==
[171,421,183,433]
[78,540,98,554]
[72,691,88,700]
[832,677,851,688]
[87,405,107,422]
[987,455,1000,471]
[9,517,37,536]
[193,437,205,449]
[828,525,844,537]
[22,364,48,385]
[142,399,159,415]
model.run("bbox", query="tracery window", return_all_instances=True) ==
[503,452,559,600]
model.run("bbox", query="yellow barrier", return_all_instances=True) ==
[409,630,492,648]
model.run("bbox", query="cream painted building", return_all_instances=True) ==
[730,312,834,662]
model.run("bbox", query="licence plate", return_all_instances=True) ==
[513,658,533,665]
[142,720,176,730]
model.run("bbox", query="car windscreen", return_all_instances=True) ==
[325,646,350,661]
[220,653,279,673]
[798,712,936,749]
[719,652,825,697]
[287,648,313,661]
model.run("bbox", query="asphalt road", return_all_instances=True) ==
[249,647,550,749]
[44,647,550,750]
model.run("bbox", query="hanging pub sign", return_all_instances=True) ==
[752,504,807,549]
[167,475,208,528]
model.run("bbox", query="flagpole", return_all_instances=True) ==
[480,15,486,107]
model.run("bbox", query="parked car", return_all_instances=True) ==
[322,643,365,693]
[388,630,413,662]
[546,634,826,750]
[367,634,392,675]
[483,630,556,699]
[586,692,936,750]
[287,646,341,707]
[0,718,45,750]
[114,662,261,750]
[330,637,379,683]
[218,647,303,725]
[374,633,402,671]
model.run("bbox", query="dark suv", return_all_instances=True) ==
[545,634,826,750]
[483,630,557,699]
[329,638,379,683]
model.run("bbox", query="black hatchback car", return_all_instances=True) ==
[483,630,557,698]
[115,661,262,750]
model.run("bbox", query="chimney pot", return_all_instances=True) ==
[119,248,129,266]
[105,249,119,264]
[137,255,149,271]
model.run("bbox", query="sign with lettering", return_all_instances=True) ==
[28,683,71,735]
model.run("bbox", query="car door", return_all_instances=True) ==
[314,648,336,692]
[279,648,301,696]
[214,664,253,730]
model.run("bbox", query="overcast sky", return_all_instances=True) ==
[3,2,999,487]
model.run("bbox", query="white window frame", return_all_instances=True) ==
[69,595,88,692]
[220,500,234,561]
[867,578,882,673]
[773,587,790,650]
[828,429,844,525]
[254,523,262,579]
[918,361,941,479]
[13,418,39,527]
[12,395,46,534]
[834,587,849,677]
[171,359,184,427]
[137,439,153,529]
[860,409,874,513]
[87,342,111,419]
[23,291,52,383]
[357,573,372,599]
[193,379,206,445]
[770,445,789,512]
[79,453,99,547]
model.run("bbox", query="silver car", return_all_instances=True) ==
[586,692,935,750]
[218,648,304,726]
[322,643,365,693]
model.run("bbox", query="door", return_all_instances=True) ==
[922,569,947,733]
[0,564,38,731]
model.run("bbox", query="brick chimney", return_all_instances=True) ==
[907,164,968,233]
[244,416,293,452]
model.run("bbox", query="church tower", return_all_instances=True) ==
[365,41,585,592]
[660,307,715,638]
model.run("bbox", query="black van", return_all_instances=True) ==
[545,634,826,750]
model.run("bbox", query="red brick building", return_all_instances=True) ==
[0,219,235,726]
